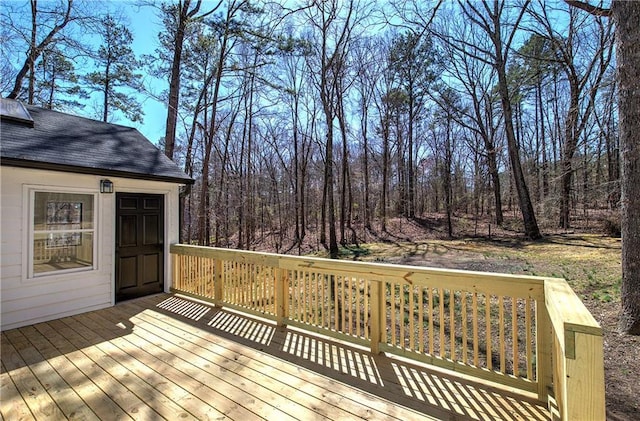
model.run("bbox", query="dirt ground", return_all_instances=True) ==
[281,215,638,420]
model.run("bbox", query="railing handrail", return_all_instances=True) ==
[169,243,605,421]
[545,278,603,341]
[171,244,547,298]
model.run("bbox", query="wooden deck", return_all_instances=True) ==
[1,293,550,420]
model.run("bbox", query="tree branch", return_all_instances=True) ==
[564,0,611,17]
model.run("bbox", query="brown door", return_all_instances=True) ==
[116,193,164,301]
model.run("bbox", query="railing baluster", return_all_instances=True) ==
[348,276,353,336]
[391,283,397,347]
[312,271,317,325]
[297,270,302,323]
[439,288,445,358]
[305,271,311,324]
[499,295,506,374]
[472,292,479,367]
[238,261,243,305]
[370,280,381,354]
[184,254,189,290]
[253,264,257,309]
[418,287,424,354]
[244,263,249,307]
[450,290,456,362]
[201,256,206,297]
[294,270,307,322]
[462,292,467,364]
[236,261,241,305]
[230,261,235,304]
[240,261,245,306]
[356,278,361,337]
[428,288,434,356]
[341,276,347,334]
[216,260,221,302]
[275,268,284,325]
[298,271,303,323]
[364,280,369,340]
[526,297,533,381]
[313,272,318,327]
[333,275,338,332]
[400,282,405,349]
[319,272,324,327]
[512,297,519,377]
[264,266,268,313]
[486,293,492,371]
[243,262,248,306]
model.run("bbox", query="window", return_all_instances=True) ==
[31,191,96,276]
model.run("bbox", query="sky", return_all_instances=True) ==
[123,3,168,143]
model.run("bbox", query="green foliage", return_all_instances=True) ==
[36,47,87,110]
[84,14,143,123]
[388,31,438,101]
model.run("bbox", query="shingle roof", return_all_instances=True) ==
[0,102,193,184]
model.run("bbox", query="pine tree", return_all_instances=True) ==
[85,14,143,123]
[36,47,86,110]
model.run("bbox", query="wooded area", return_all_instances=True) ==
[2,0,639,334]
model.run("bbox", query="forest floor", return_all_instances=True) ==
[286,213,636,420]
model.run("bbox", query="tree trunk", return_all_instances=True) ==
[28,0,37,104]
[381,114,390,232]
[163,0,211,161]
[539,79,550,199]
[489,3,541,239]
[444,117,453,238]
[102,62,110,122]
[200,15,230,246]
[484,94,504,226]
[499,79,540,238]
[613,0,640,334]
[339,96,348,245]
[362,99,371,230]
[408,96,416,218]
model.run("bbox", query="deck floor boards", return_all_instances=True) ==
[1,293,550,420]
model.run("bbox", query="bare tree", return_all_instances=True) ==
[528,1,614,229]
[352,36,382,231]
[458,0,541,239]
[566,0,640,334]
[3,0,82,102]
[305,0,356,258]
[439,13,505,226]
[161,0,221,161]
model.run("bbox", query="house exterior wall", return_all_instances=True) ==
[0,166,181,330]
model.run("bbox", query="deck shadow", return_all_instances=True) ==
[152,294,549,421]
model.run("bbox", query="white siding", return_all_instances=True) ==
[0,166,181,330]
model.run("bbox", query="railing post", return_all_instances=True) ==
[562,330,605,420]
[275,268,288,326]
[370,280,384,354]
[214,259,223,306]
[536,299,553,404]
[172,253,181,291]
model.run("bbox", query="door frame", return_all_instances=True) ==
[114,191,167,302]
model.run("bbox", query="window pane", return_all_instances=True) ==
[34,192,94,231]
[33,232,93,274]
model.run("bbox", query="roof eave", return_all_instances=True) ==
[0,158,195,185]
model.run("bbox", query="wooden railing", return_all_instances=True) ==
[170,244,605,421]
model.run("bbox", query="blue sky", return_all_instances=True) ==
[124,3,167,143]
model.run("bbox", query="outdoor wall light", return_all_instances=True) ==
[100,179,114,193]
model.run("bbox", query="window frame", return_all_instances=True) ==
[27,186,99,279]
